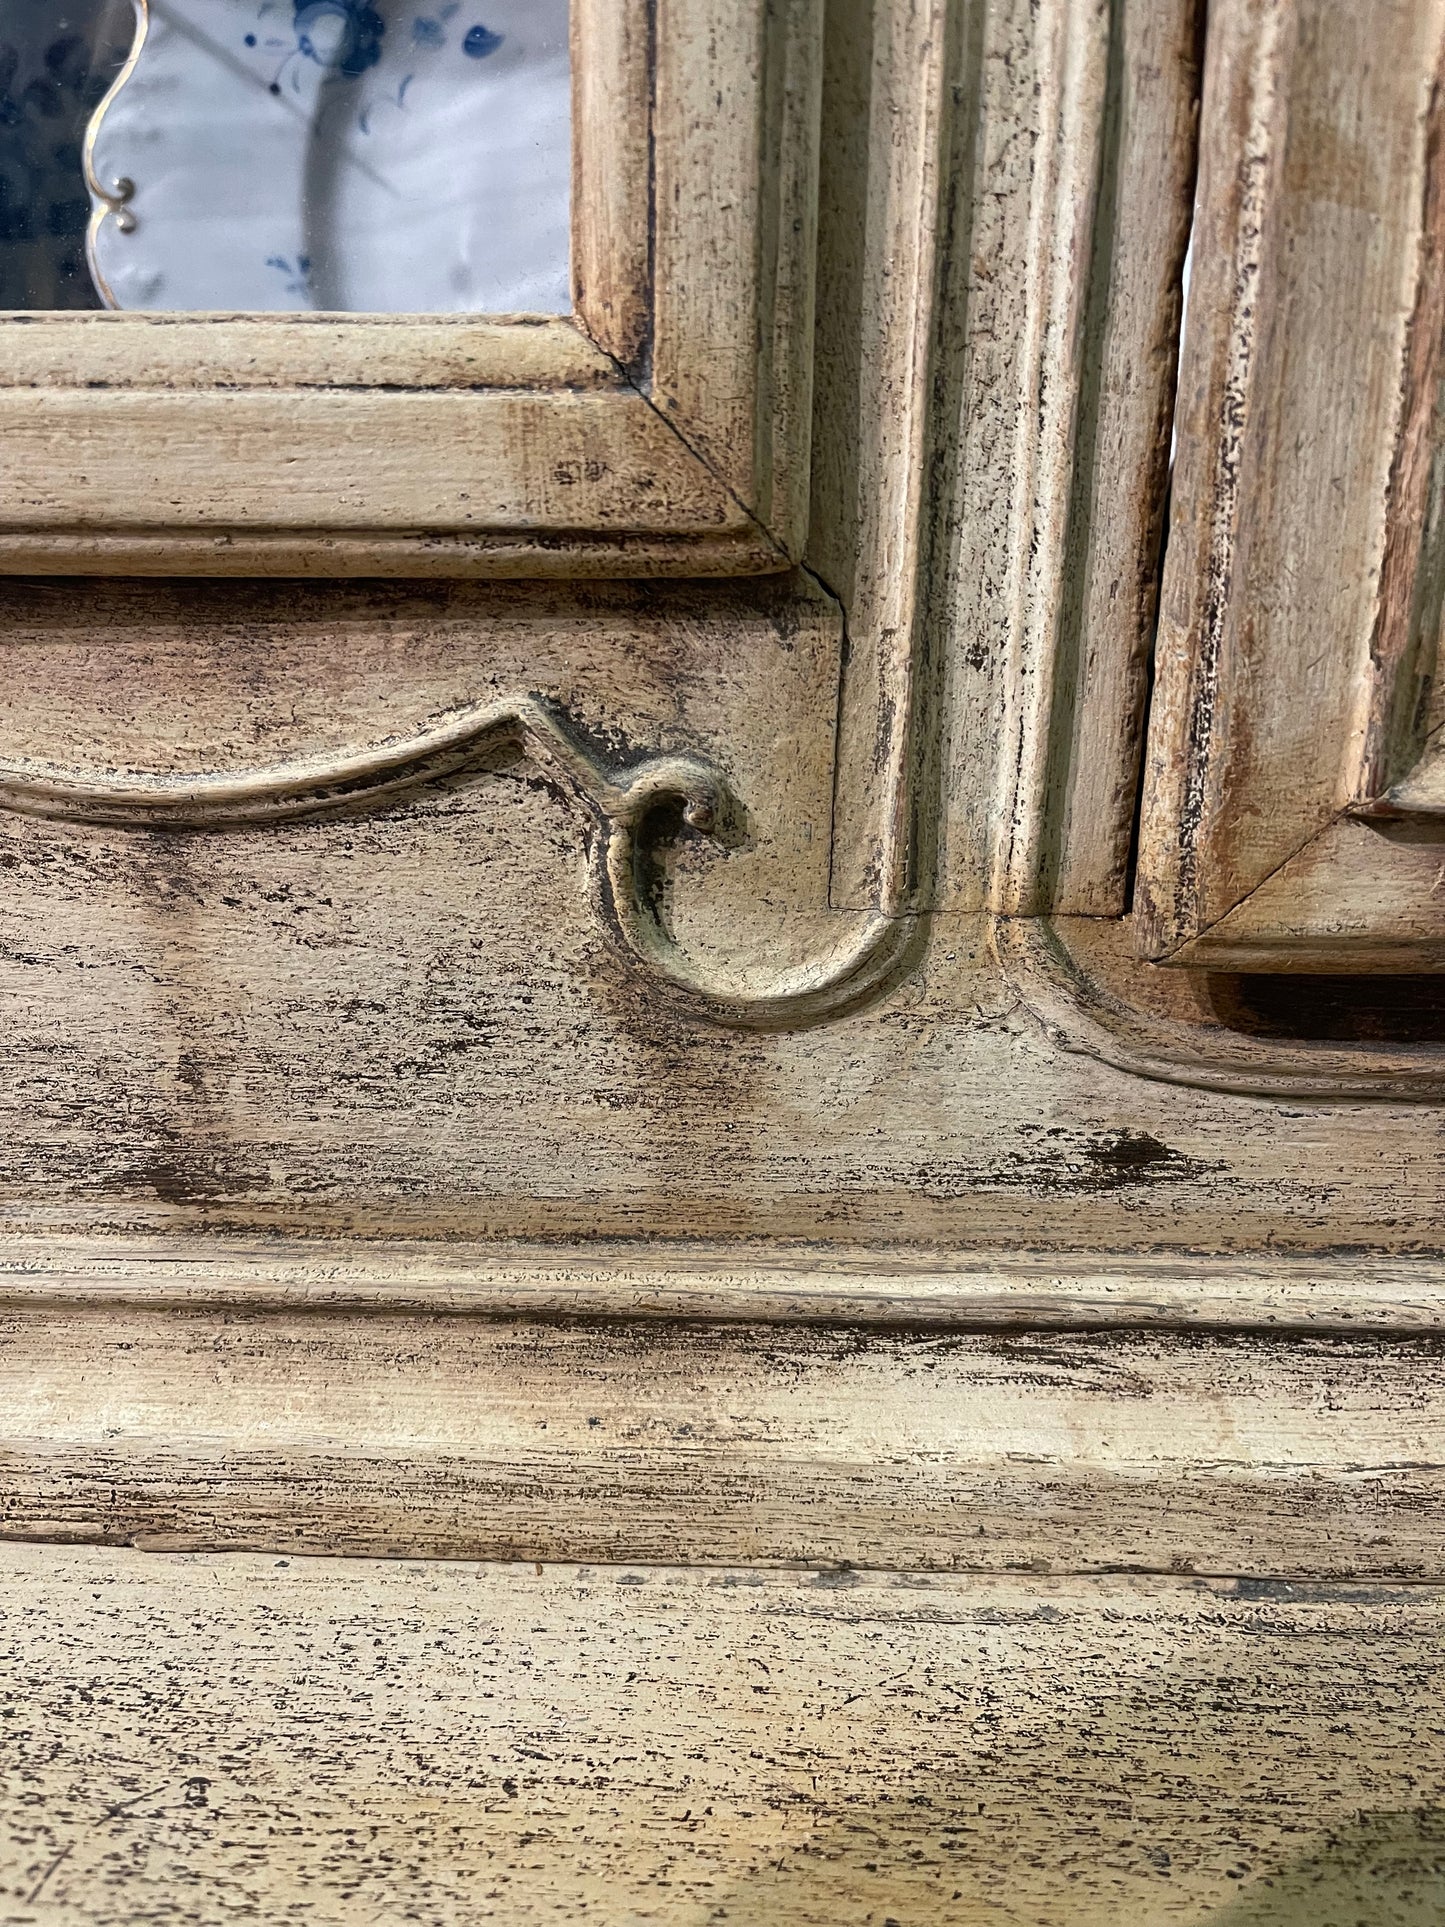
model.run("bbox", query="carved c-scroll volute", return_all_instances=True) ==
[0,576,922,1045]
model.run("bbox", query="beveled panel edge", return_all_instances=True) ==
[0,1231,1441,1334]
[0,315,620,392]
[0,387,764,540]
[995,913,1445,1100]
[651,0,823,557]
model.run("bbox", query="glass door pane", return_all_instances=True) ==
[2,0,571,313]
[0,2,133,307]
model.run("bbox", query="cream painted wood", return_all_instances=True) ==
[815,0,950,915]
[0,314,613,389]
[0,0,820,576]
[997,911,1445,1098]
[988,0,1445,1084]
[570,0,651,366]
[5,1309,1445,1575]
[818,0,1201,919]
[1136,0,1445,970]
[5,1237,1445,1333]
[0,8,1440,1912]
[0,0,1441,1833]
[1149,816,1445,973]
[0,0,1437,1515]
[922,0,1199,918]
[3,1549,1445,1926]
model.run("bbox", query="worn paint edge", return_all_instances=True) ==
[996,913,1445,1101]
[0,1234,1441,1332]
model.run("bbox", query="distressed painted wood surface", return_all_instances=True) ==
[0,315,618,390]
[0,389,745,532]
[5,1236,1445,1332]
[6,1310,1445,1576]
[811,0,946,915]
[0,4,1437,1563]
[2,1548,1445,1925]
[0,638,1434,1249]
[1136,0,1445,968]
[997,912,1445,1099]
[1152,817,1445,973]
[652,0,822,550]
[998,0,1202,915]
[923,0,1200,917]
[570,0,652,368]
[0,6,1440,1910]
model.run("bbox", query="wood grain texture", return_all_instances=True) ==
[1352,40,1445,807]
[0,527,788,578]
[1160,817,1445,973]
[0,0,1441,1583]
[0,314,618,390]
[1007,0,1202,914]
[0,545,1434,1256]
[814,0,950,915]
[3,1549,1445,1924]
[6,1309,1445,1575]
[0,567,865,1035]
[571,0,653,368]
[7,1235,1445,1334]
[652,0,823,555]
[964,0,1113,914]
[1136,0,1445,963]
[0,389,743,534]
[928,0,1199,915]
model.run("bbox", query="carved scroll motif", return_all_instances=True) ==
[0,697,914,1032]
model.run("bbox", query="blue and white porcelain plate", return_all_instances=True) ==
[88,0,570,312]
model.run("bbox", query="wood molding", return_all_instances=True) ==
[5,1301,1445,1573]
[996,912,1445,1098]
[570,0,653,368]
[1,1233,1443,1332]
[928,0,1201,917]
[1135,0,1445,968]
[0,0,821,577]
[0,568,930,1031]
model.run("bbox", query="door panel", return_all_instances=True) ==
[1137,0,1445,970]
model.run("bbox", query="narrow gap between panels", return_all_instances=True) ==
[1120,115,1198,923]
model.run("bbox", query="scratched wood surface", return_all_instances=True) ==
[0,1547,1443,1926]
[6,1311,1445,1575]
[1135,0,1445,969]
[923,0,1201,918]
[0,0,1433,1262]
[0,1,1441,1917]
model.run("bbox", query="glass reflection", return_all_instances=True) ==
[3,0,570,313]
[0,3,133,307]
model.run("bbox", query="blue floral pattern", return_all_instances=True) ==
[293,1,387,78]
[83,0,569,314]
[261,2,506,125]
